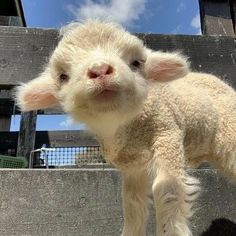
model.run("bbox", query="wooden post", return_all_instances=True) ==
[199,0,235,36]
[17,111,37,159]
[229,0,236,33]
[0,90,12,131]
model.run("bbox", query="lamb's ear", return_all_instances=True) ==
[145,51,189,81]
[15,69,59,111]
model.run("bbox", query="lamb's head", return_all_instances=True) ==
[16,20,189,127]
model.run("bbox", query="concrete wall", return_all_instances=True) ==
[0,169,235,236]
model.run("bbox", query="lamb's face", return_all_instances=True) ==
[16,20,189,129]
[51,21,148,122]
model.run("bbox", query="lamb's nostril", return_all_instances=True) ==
[106,65,113,75]
[87,70,99,79]
[87,63,114,79]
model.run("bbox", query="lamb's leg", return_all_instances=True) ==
[121,170,149,236]
[152,171,200,236]
[150,131,201,236]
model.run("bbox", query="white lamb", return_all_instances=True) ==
[16,20,236,236]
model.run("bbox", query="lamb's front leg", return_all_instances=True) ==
[121,170,149,236]
[152,171,200,236]
[151,131,201,236]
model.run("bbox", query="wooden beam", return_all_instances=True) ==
[0,27,58,88]
[0,27,235,88]
[199,0,235,36]
[0,130,99,150]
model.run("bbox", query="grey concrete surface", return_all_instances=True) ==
[0,169,235,236]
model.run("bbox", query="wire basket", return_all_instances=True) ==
[0,155,28,168]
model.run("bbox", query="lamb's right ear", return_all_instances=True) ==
[145,51,189,81]
[16,69,59,111]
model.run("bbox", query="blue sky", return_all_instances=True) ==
[11,0,200,131]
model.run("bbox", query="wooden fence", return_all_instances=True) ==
[0,0,235,165]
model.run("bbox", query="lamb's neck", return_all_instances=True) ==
[87,114,130,145]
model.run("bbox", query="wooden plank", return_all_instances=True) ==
[0,27,59,88]
[0,169,235,236]
[0,130,99,150]
[140,34,236,88]
[199,0,235,36]
[0,101,64,115]
[0,27,235,88]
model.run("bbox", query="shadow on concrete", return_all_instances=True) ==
[201,218,236,236]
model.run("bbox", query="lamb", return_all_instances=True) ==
[16,20,236,236]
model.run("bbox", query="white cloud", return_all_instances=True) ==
[191,13,201,35]
[59,117,74,128]
[171,24,182,34]
[177,2,186,13]
[66,0,146,26]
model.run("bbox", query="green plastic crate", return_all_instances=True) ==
[0,155,28,168]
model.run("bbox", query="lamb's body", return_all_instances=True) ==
[16,20,236,236]
[100,72,236,172]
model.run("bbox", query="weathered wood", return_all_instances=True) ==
[0,27,59,88]
[0,0,26,133]
[0,0,38,160]
[16,111,37,160]
[14,0,26,27]
[0,130,98,150]
[0,27,236,88]
[0,90,13,131]
[0,101,63,115]
[0,116,11,131]
[0,169,235,236]
[0,16,20,26]
[199,0,235,36]
[0,0,26,26]
[0,0,18,16]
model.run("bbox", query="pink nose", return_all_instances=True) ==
[87,63,114,79]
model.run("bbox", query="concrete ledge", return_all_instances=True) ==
[0,169,235,236]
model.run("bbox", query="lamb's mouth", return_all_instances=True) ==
[91,86,120,101]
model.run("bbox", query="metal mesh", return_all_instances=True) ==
[32,146,105,168]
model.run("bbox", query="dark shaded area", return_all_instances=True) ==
[0,0,17,16]
[0,0,26,26]
[201,218,236,236]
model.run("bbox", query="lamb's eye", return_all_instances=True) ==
[131,60,141,68]
[58,73,69,83]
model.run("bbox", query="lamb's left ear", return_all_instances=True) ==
[15,69,59,111]
[145,51,190,81]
